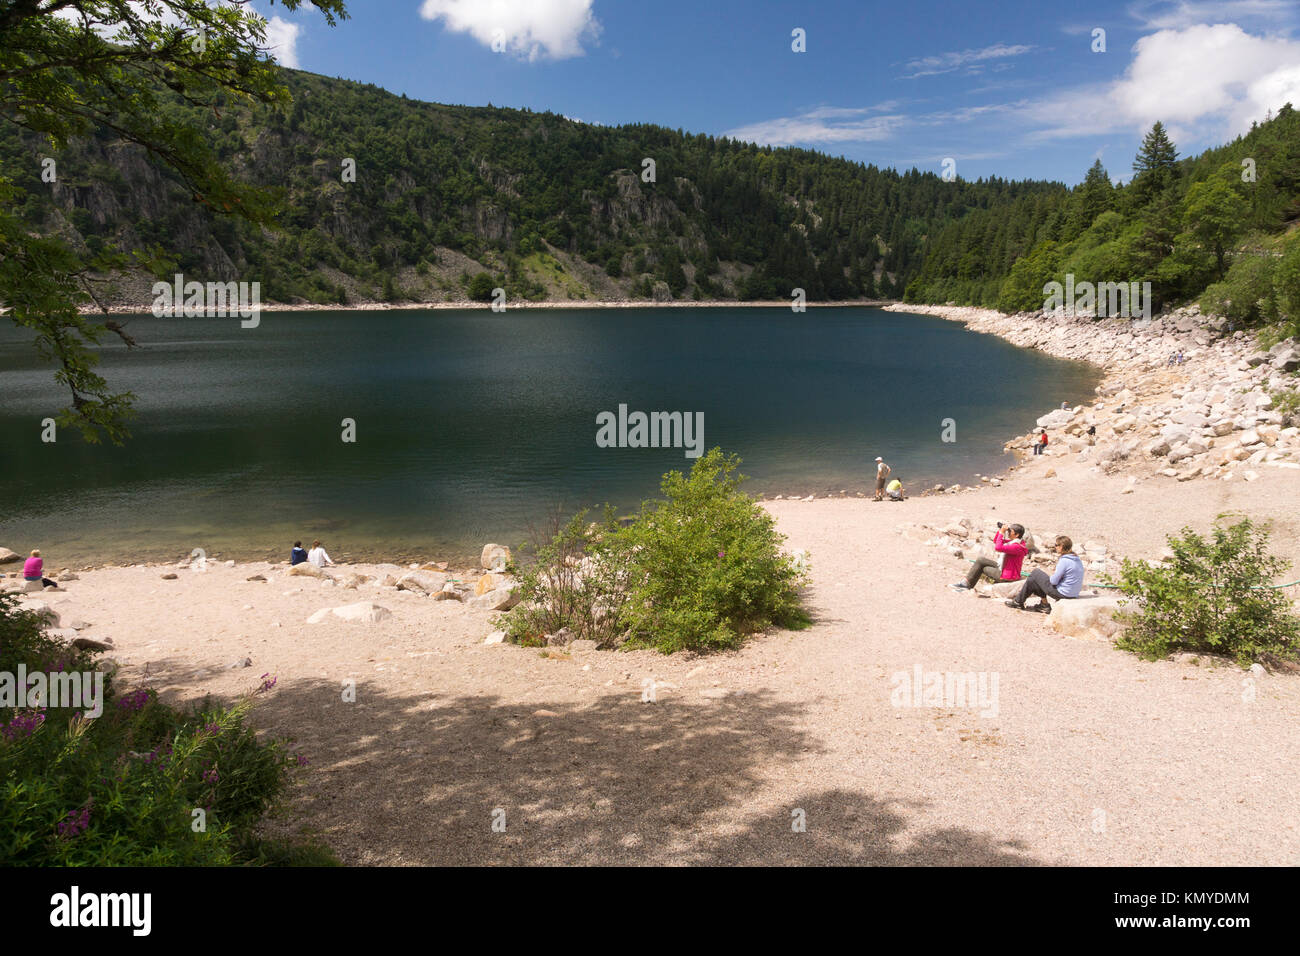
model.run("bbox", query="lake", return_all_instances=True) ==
[0,307,1099,566]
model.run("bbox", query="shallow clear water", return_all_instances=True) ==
[0,307,1099,565]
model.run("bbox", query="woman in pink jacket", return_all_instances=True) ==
[952,523,1028,590]
[22,550,58,589]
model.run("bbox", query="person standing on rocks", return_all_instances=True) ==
[873,457,891,501]
[952,523,1027,591]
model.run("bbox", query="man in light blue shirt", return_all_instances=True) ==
[1006,535,1085,613]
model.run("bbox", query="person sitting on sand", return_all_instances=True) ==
[886,478,904,501]
[307,540,334,568]
[952,523,1027,591]
[873,457,891,501]
[1006,535,1084,613]
[290,541,309,566]
[22,550,58,589]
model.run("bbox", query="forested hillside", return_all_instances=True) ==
[905,107,1300,330]
[5,66,1300,321]
[0,68,1064,306]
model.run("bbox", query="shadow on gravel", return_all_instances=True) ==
[249,678,1040,866]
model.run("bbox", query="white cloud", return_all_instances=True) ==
[263,15,301,68]
[723,105,904,147]
[1127,0,1299,31]
[902,42,1034,79]
[419,0,601,61]
[1027,24,1300,142]
[1116,24,1298,125]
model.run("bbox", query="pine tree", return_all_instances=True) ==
[1071,159,1113,231]
[1132,121,1179,204]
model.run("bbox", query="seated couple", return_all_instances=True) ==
[951,525,1084,613]
[290,540,335,568]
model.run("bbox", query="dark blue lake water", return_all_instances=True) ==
[0,307,1098,565]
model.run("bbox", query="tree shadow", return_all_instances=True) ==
[246,679,1041,866]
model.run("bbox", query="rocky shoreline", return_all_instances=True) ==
[886,302,1300,484]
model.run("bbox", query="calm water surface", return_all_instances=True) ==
[0,307,1099,565]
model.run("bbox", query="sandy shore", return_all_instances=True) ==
[6,303,1300,866]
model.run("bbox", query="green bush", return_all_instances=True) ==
[0,590,331,865]
[1271,233,1300,334]
[1269,386,1300,426]
[501,450,809,653]
[1200,253,1278,326]
[1114,517,1300,666]
[498,508,629,649]
[997,240,1061,313]
[467,272,497,301]
[613,450,810,652]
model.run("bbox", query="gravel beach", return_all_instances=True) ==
[6,305,1300,866]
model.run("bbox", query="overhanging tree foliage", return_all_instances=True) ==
[0,0,347,443]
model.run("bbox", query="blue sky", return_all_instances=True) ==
[261,0,1300,186]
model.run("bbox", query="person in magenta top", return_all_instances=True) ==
[22,550,57,589]
[952,523,1028,590]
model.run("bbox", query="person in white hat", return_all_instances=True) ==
[873,456,891,500]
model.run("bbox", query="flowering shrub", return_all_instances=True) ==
[117,689,151,712]
[0,589,333,866]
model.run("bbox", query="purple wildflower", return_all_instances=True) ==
[56,799,93,839]
[1,708,46,741]
[117,689,151,712]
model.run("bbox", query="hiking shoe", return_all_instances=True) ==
[1037,603,1052,614]
[950,582,969,591]
[1004,599,1024,609]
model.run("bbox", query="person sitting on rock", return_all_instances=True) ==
[307,540,335,568]
[1006,536,1084,613]
[1034,429,1048,455]
[290,541,309,566]
[22,549,58,589]
[952,523,1027,591]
